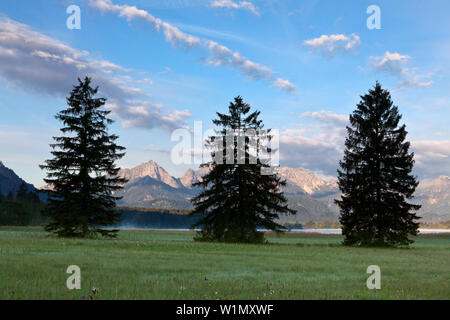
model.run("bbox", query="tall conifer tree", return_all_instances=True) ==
[40,77,127,237]
[190,96,295,243]
[336,82,421,246]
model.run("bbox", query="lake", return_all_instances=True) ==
[116,226,450,234]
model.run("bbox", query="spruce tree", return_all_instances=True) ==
[190,96,295,243]
[336,82,421,246]
[40,77,127,238]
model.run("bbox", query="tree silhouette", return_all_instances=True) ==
[336,82,421,246]
[190,96,295,243]
[40,77,127,237]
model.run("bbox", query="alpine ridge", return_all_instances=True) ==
[0,161,36,196]
[114,160,450,223]
[4,160,447,223]
[117,160,183,189]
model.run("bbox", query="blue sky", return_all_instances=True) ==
[0,0,449,186]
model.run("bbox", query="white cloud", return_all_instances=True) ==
[0,17,191,131]
[304,33,360,56]
[412,141,450,178]
[273,78,296,93]
[278,111,348,175]
[99,60,131,72]
[89,0,294,92]
[280,134,450,181]
[279,111,449,179]
[279,129,344,177]
[205,40,272,79]
[107,101,191,132]
[300,110,348,126]
[370,51,410,75]
[0,17,136,100]
[397,78,433,88]
[370,51,434,88]
[91,0,201,48]
[210,0,260,16]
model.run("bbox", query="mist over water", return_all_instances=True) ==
[113,227,450,234]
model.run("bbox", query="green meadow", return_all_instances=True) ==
[0,227,448,300]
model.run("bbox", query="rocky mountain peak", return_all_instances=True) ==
[117,160,182,189]
[277,167,330,194]
[180,168,196,188]
[180,166,212,188]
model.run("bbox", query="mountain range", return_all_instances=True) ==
[113,161,341,223]
[1,159,449,223]
[113,160,450,223]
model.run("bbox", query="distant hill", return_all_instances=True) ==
[0,161,35,197]
[115,175,195,209]
[280,194,338,223]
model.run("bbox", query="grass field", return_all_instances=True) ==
[0,227,449,300]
